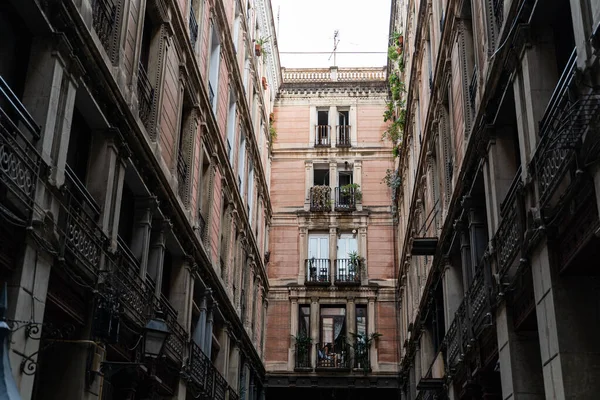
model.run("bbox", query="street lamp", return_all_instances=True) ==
[143,316,170,359]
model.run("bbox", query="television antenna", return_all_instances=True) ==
[328,30,340,66]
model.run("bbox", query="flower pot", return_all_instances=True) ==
[255,43,262,56]
[262,76,268,90]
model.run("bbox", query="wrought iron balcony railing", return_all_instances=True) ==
[336,125,351,147]
[208,82,215,108]
[469,67,478,110]
[189,341,209,389]
[137,62,154,129]
[115,237,152,327]
[189,6,199,49]
[493,168,524,278]
[152,293,187,363]
[316,341,349,369]
[334,186,356,211]
[531,49,600,209]
[309,185,331,212]
[467,265,492,337]
[354,340,370,369]
[493,0,504,27]
[92,0,116,54]
[335,259,360,285]
[295,343,312,369]
[212,364,227,400]
[62,166,107,277]
[177,149,188,199]
[228,387,240,400]
[0,76,42,219]
[305,258,330,285]
[315,125,331,147]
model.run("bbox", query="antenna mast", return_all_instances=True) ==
[329,30,340,66]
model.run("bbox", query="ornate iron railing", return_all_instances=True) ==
[92,0,116,54]
[115,237,151,326]
[0,76,42,219]
[469,67,478,110]
[444,314,461,370]
[309,185,331,212]
[532,49,600,208]
[305,259,330,284]
[493,0,504,27]
[334,186,356,211]
[62,166,107,276]
[208,82,215,108]
[155,294,186,363]
[467,265,491,337]
[354,340,370,369]
[137,62,154,129]
[494,169,523,278]
[189,341,209,389]
[189,6,199,49]
[334,259,360,284]
[197,211,206,241]
[295,343,311,369]
[212,366,227,400]
[315,125,331,147]
[229,387,240,400]
[336,125,351,147]
[316,341,349,368]
[177,149,188,199]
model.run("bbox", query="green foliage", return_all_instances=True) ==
[388,46,400,61]
[292,333,313,347]
[340,183,362,202]
[392,145,400,158]
[382,107,406,144]
[348,332,383,373]
[382,169,401,190]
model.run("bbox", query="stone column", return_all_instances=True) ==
[367,297,377,371]
[216,322,231,377]
[350,105,358,147]
[289,296,298,370]
[329,161,337,206]
[310,298,319,367]
[359,226,367,284]
[298,226,308,284]
[205,302,216,358]
[458,223,472,292]
[262,295,268,360]
[354,161,363,211]
[130,196,156,277]
[304,161,313,211]
[228,339,240,390]
[193,289,209,346]
[147,219,170,297]
[347,297,356,367]
[329,105,337,147]
[495,301,544,400]
[170,256,195,331]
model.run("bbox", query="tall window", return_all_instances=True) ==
[247,159,254,222]
[226,89,237,162]
[299,305,310,337]
[356,306,367,337]
[307,234,329,282]
[318,306,346,366]
[237,131,246,191]
[208,21,221,111]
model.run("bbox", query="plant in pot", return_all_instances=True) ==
[292,333,313,368]
[349,332,382,373]
[347,250,362,281]
[340,183,362,203]
[255,36,271,57]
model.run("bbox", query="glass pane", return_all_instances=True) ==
[319,237,328,258]
[308,237,318,258]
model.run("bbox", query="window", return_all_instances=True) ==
[299,305,310,337]
[177,97,194,203]
[336,234,358,281]
[338,171,352,187]
[232,1,241,52]
[208,21,221,111]
[315,109,330,147]
[356,306,367,337]
[307,234,329,282]
[337,110,350,146]
[317,307,347,367]
[237,132,246,191]
[314,168,330,186]
[138,9,158,129]
[355,305,368,369]
[226,89,237,162]
[247,159,254,221]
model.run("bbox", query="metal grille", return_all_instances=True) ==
[316,341,349,368]
[295,343,311,368]
[305,259,330,284]
[494,170,523,277]
[492,0,504,27]
[315,125,331,147]
[177,149,188,200]
[137,62,154,128]
[190,341,209,388]
[114,238,151,327]
[334,259,360,284]
[92,0,116,54]
[334,186,356,211]
[336,125,351,147]
[189,6,199,49]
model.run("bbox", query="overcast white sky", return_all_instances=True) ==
[270,0,391,68]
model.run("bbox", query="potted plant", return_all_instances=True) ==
[293,333,313,368]
[348,250,361,281]
[262,76,268,90]
[349,332,382,373]
[340,183,363,202]
[255,36,270,57]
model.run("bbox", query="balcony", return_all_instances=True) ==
[353,340,370,370]
[315,125,331,147]
[177,149,188,199]
[334,186,356,211]
[305,258,330,285]
[208,82,215,108]
[197,211,206,241]
[228,387,240,400]
[309,185,331,212]
[188,341,227,399]
[189,6,199,49]
[316,341,349,369]
[467,265,492,337]
[153,293,187,363]
[295,343,311,370]
[137,62,154,129]
[493,0,504,27]
[62,166,107,277]
[443,301,469,373]
[531,49,600,209]
[0,76,42,219]
[336,125,351,147]
[91,0,116,55]
[334,259,360,285]
[114,237,152,327]
[493,169,524,278]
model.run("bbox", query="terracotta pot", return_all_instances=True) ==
[255,43,262,56]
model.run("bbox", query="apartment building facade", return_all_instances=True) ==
[393,0,600,399]
[264,67,400,399]
[0,0,279,398]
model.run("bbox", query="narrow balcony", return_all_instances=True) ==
[336,125,351,147]
[466,265,492,337]
[316,341,349,370]
[189,6,199,49]
[0,75,42,219]
[137,62,154,129]
[309,185,331,212]
[493,0,504,27]
[315,125,331,147]
[443,301,468,373]
[177,149,188,199]
[197,211,206,241]
[493,168,524,278]
[153,293,187,364]
[208,82,215,108]
[353,340,370,370]
[294,342,312,370]
[228,387,240,400]
[189,341,209,390]
[62,165,107,277]
[305,258,330,285]
[334,259,360,285]
[334,186,356,211]
[91,0,116,54]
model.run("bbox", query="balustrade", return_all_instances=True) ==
[336,125,351,147]
[315,125,331,147]
[335,259,360,284]
[305,259,330,284]
[91,0,116,54]
[334,186,356,211]
[493,169,523,278]
[316,341,349,369]
[137,62,154,128]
